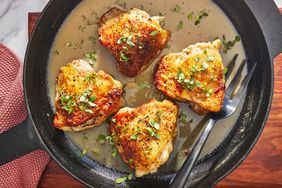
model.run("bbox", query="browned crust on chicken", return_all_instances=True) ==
[154,40,225,113]
[110,99,178,177]
[99,7,170,77]
[53,59,123,131]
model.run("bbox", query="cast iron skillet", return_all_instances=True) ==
[0,0,282,187]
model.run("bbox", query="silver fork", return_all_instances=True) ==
[169,54,257,188]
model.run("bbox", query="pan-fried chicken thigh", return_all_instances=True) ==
[53,59,123,131]
[155,40,225,114]
[99,7,170,77]
[110,99,178,177]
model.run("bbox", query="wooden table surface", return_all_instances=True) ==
[28,9,282,188]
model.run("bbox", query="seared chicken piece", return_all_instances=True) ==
[99,7,170,77]
[53,59,123,131]
[110,99,178,177]
[155,40,225,113]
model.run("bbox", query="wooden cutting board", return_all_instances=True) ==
[28,9,282,188]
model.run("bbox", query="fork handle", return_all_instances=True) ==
[169,118,217,188]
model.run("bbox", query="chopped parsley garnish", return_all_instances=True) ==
[210,76,215,81]
[112,147,117,158]
[177,20,184,31]
[89,94,96,102]
[173,5,181,13]
[195,81,203,88]
[60,95,76,114]
[84,52,97,62]
[115,174,133,184]
[111,118,117,123]
[65,42,82,49]
[177,69,205,90]
[150,30,159,36]
[179,111,188,124]
[85,109,93,114]
[149,119,160,130]
[195,10,209,25]
[89,36,97,45]
[53,50,59,55]
[126,34,135,47]
[223,67,228,75]
[128,159,134,163]
[115,176,127,184]
[187,12,194,20]
[80,148,88,157]
[145,127,160,139]
[189,118,194,123]
[127,174,133,180]
[187,10,209,25]
[85,73,96,83]
[221,35,241,53]
[120,51,129,62]
[130,134,139,141]
[117,33,136,47]
[117,36,127,44]
[139,82,151,89]
[97,134,115,145]
[97,134,106,144]
[206,88,213,97]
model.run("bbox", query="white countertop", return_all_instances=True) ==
[0,0,281,62]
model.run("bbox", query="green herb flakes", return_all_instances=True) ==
[128,159,134,163]
[89,36,97,45]
[53,50,59,55]
[80,148,88,157]
[221,35,241,53]
[173,5,181,13]
[127,174,133,180]
[85,109,93,114]
[130,134,139,141]
[89,94,96,102]
[112,148,117,158]
[179,112,188,124]
[150,30,159,36]
[223,67,228,75]
[139,82,151,89]
[65,42,82,49]
[149,119,160,130]
[84,52,97,62]
[187,12,194,20]
[97,134,106,144]
[120,51,129,62]
[177,20,184,31]
[195,10,209,25]
[115,176,127,184]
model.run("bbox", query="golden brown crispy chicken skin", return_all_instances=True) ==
[53,59,123,131]
[155,40,225,113]
[99,7,170,77]
[110,99,178,177]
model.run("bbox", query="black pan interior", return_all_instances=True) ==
[24,0,273,187]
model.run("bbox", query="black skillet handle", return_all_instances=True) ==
[0,117,43,166]
[245,0,282,59]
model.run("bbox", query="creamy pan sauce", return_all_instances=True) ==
[48,0,246,173]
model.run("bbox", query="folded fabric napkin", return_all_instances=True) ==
[0,43,50,188]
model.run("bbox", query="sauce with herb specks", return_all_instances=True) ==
[48,0,247,174]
